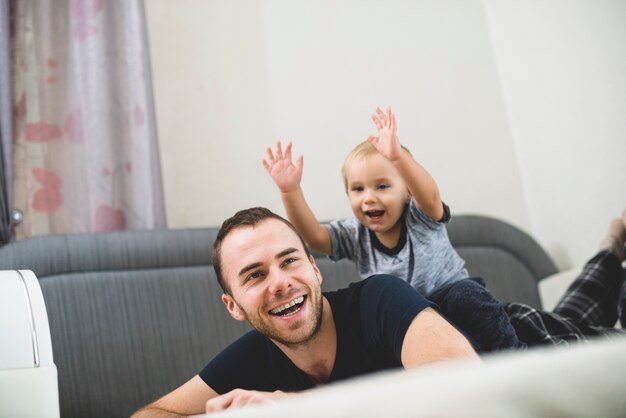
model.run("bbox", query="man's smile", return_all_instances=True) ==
[269,295,306,317]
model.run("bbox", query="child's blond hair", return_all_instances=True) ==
[341,140,411,191]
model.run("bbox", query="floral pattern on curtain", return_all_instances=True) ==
[10,0,165,237]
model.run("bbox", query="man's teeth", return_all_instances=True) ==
[270,296,304,315]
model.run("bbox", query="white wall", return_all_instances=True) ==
[145,0,626,270]
[145,0,528,229]
[483,0,626,268]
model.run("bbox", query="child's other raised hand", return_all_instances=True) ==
[369,106,401,161]
[262,140,304,193]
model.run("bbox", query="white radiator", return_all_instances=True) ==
[0,269,59,418]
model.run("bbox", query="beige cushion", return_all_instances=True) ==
[200,337,626,418]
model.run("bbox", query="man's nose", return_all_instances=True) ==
[267,266,292,294]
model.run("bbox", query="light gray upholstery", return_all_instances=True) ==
[0,215,557,417]
[447,215,558,306]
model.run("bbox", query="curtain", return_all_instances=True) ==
[0,0,13,244]
[9,0,165,238]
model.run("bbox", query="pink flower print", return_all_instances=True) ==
[94,205,127,232]
[125,162,132,173]
[13,93,26,139]
[46,58,58,85]
[71,0,103,41]
[33,168,62,189]
[71,0,103,19]
[73,20,98,40]
[101,166,111,176]
[31,168,63,213]
[134,105,145,126]
[64,110,84,143]
[93,0,104,14]
[14,92,26,120]
[26,122,63,142]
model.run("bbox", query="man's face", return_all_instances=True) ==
[220,218,324,347]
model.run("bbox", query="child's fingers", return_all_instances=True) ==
[285,142,292,161]
[367,134,378,145]
[376,107,387,124]
[265,146,276,162]
[275,140,284,159]
[295,155,304,171]
[261,159,271,172]
[371,115,382,130]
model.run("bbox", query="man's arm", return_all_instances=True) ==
[132,375,218,417]
[369,107,444,221]
[262,141,332,255]
[400,307,480,368]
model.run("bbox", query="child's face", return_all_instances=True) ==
[344,153,410,234]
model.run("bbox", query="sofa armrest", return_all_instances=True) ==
[538,268,580,311]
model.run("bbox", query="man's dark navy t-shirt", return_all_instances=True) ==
[199,275,434,394]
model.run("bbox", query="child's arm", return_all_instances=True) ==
[262,141,332,255]
[369,106,444,221]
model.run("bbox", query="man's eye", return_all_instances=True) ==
[247,271,264,281]
[282,257,297,267]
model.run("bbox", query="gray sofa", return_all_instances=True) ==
[0,214,557,417]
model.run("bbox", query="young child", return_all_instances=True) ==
[262,106,521,352]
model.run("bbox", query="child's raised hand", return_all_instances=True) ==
[262,141,304,193]
[369,106,401,161]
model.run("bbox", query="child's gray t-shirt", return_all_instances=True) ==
[324,200,468,297]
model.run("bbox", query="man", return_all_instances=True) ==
[133,207,479,416]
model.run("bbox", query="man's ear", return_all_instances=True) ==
[221,293,246,321]
[309,255,323,284]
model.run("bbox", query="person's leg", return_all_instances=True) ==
[505,302,583,346]
[599,213,626,260]
[505,300,625,347]
[431,277,521,352]
[553,214,626,328]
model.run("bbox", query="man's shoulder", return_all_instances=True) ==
[355,275,434,318]
[325,275,436,365]
[211,330,270,359]
[361,274,416,294]
[324,275,414,310]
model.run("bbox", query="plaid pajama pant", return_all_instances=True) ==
[505,250,626,346]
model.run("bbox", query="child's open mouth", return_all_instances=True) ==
[365,210,385,221]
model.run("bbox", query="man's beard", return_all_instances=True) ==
[243,288,324,347]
